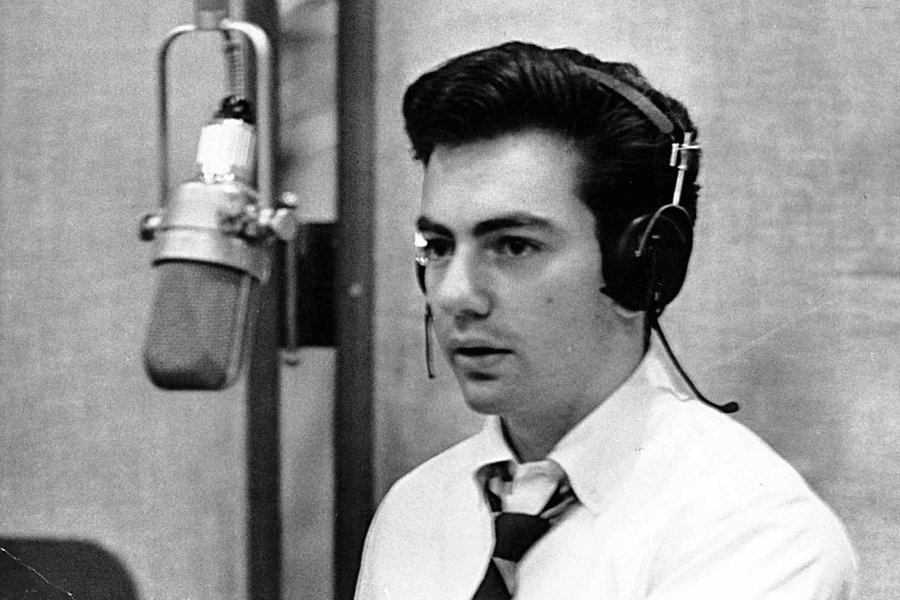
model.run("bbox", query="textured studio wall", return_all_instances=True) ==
[0,1,246,599]
[0,1,342,599]
[372,3,900,600]
[0,1,254,598]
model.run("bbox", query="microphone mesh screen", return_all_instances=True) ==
[144,261,258,390]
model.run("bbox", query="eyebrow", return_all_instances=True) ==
[416,212,554,238]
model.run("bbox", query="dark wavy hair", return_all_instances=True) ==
[402,41,701,264]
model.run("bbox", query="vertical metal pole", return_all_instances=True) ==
[242,2,282,600]
[334,0,377,598]
[194,0,229,29]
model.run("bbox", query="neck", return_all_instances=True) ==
[502,335,647,463]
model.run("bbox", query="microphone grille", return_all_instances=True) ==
[144,261,258,390]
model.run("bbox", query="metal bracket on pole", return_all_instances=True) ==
[194,0,230,30]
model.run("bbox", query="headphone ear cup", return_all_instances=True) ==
[603,205,693,312]
[603,214,654,312]
[648,205,693,308]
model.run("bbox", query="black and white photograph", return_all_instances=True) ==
[0,1,896,599]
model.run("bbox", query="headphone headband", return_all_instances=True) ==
[579,67,699,208]
[581,68,677,136]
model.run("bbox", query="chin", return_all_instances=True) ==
[463,397,505,416]
[458,381,513,417]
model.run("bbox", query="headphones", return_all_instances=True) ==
[588,70,698,316]
[415,69,698,317]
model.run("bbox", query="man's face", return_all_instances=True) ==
[417,130,635,428]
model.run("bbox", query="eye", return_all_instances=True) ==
[416,234,454,265]
[493,236,540,258]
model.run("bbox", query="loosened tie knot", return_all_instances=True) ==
[472,460,577,599]
[492,513,551,562]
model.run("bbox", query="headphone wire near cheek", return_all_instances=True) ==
[425,304,436,379]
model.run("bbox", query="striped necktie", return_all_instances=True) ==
[472,462,577,599]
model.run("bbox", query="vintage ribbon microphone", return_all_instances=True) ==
[140,3,294,599]
[140,0,298,390]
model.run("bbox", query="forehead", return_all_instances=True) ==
[419,131,592,232]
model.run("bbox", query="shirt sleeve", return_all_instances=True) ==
[645,492,858,600]
[354,497,392,600]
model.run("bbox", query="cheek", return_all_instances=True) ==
[533,280,612,343]
[532,291,591,334]
[431,311,452,342]
[540,270,604,312]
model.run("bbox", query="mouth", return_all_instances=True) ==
[454,346,510,357]
[450,344,513,371]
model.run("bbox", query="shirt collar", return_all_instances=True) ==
[470,333,688,515]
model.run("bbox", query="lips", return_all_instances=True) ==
[455,346,508,357]
[447,338,511,355]
[448,340,513,371]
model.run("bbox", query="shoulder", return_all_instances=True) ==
[355,433,491,599]
[651,399,845,532]
[366,432,484,535]
[645,400,858,597]
[650,398,812,491]
[386,432,481,503]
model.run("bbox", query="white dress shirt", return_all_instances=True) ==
[355,339,858,599]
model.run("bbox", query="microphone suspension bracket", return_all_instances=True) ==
[141,1,301,286]
[153,2,276,214]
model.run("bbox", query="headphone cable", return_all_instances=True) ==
[649,314,739,414]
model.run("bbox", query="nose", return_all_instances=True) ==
[430,247,491,319]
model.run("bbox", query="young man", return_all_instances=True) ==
[355,42,857,599]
